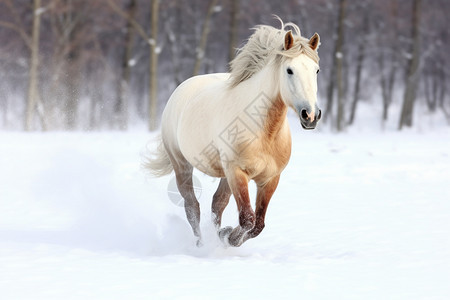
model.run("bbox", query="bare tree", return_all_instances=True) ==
[107,0,160,131]
[41,0,105,130]
[335,0,346,131]
[114,0,137,130]
[437,63,449,123]
[25,0,43,131]
[166,0,183,86]
[192,0,218,76]
[324,0,347,131]
[0,81,7,127]
[348,5,369,126]
[324,6,337,125]
[424,59,440,113]
[378,0,399,122]
[399,0,422,130]
[0,3,33,128]
[63,2,85,130]
[149,0,160,130]
[228,0,239,62]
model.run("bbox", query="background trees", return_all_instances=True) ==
[0,0,448,131]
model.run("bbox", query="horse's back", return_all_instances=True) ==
[162,73,229,120]
[161,73,230,175]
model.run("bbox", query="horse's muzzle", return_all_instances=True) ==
[299,108,321,130]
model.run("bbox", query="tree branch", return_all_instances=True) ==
[106,0,151,44]
[0,21,32,49]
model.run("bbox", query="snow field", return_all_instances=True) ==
[0,126,449,299]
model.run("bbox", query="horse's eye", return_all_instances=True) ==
[287,68,293,75]
[316,69,320,74]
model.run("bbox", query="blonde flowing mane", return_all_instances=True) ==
[229,17,319,88]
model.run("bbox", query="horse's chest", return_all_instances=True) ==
[242,133,292,183]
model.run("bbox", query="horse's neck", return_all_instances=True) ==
[233,64,288,140]
[264,93,288,140]
[242,64,279,99]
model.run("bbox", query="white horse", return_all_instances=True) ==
[146,18,321,247]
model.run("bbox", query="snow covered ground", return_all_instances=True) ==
[1,124,450,299]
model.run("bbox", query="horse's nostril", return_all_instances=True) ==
[317,109,322,120]
[301,109,309,121]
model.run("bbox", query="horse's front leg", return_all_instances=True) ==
[243,175,280,243]
[221,168,255,247]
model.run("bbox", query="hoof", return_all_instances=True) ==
[218,226,233,245]
[239,212,256,231]
[196,239,204,247]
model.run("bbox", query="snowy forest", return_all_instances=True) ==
[0,0,449,131]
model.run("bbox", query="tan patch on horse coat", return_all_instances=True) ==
[237,94,291,185]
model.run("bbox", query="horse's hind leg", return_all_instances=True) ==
[211,178,232,229]
[169,154,202,246]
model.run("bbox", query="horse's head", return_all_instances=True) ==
[279,31,321,130]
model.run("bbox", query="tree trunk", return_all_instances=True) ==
[65,34,81,130]
[336,0,346,132]
[25,0,42,131]
[192,0,218,76]
[115,0,137,130]
[385,60,397,121]
[379,54,397,122]
[440,79,450,125]
[437,62,448,123]
[399,0,422,130]
[324,0,346,130]
[168,0,183,86]
[378,0,398,123]
[438,67,446,108]
[324,14,336,125]
[348,11,368,126]
[228,0,239,62]
[89,82,102,130]
[325,68,335,124]
[149,0,160,131]
[424,66,438,112]
[348,39,364,125]
[1,88,6,128]
[63,1,83,131]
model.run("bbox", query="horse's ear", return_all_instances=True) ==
[284,30,294,50]
[309,33,320,51]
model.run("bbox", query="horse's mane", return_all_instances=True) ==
[229,17,319,88]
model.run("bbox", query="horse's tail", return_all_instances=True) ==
[143,136,173,177]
